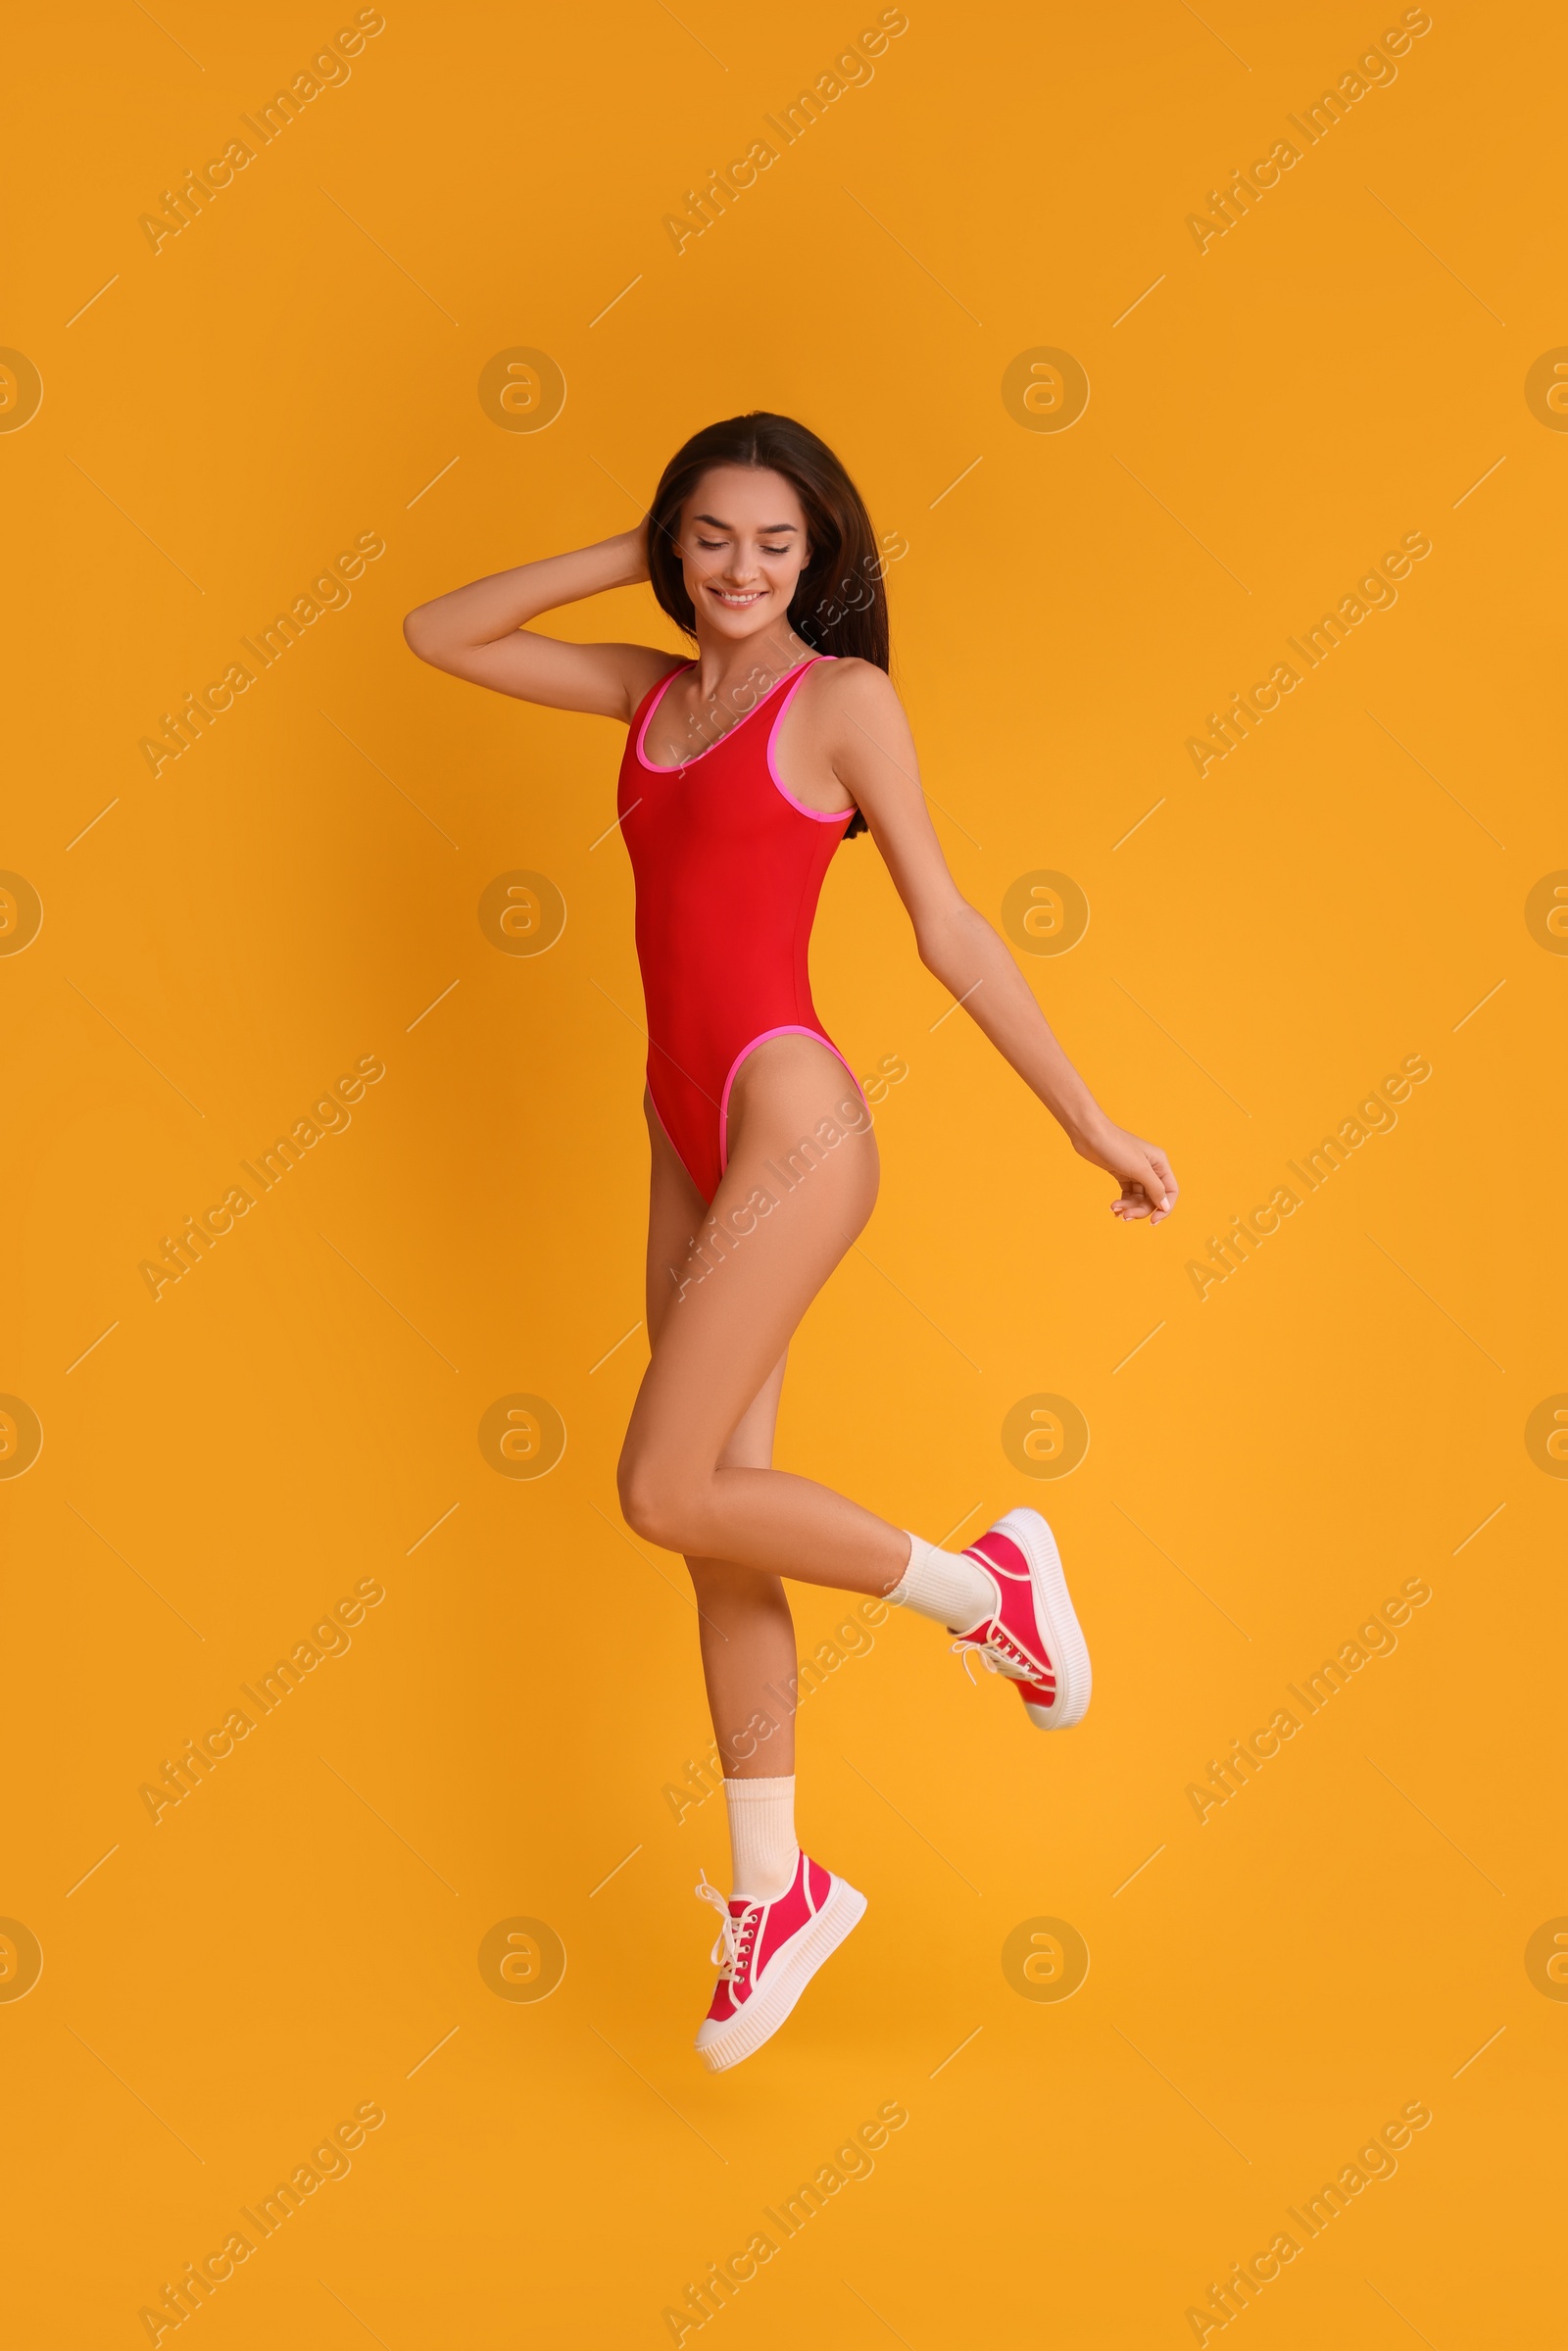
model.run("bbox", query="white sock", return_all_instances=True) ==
[725,1775,800,1901]
[888,1532,995,1632]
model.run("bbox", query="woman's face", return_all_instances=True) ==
[675,465,810,646]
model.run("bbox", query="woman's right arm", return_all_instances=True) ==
[402,527,679,721]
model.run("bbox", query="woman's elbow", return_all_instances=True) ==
[404,604,462,666]
[915,901,982,976]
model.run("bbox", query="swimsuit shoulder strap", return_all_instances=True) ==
[628,659,693,742]
[769,652,834,725]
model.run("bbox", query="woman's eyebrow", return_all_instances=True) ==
[692,514,799,532]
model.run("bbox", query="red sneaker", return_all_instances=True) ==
[952,1506,1092,1728]
[693,1850,866,2073]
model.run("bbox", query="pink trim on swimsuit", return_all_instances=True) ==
[632,662,691,770]
[635,657,822,776]
[717,1027,870,1178]
[765,658,857,823]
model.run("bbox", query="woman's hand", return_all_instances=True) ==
[1075,1118,1179,1226]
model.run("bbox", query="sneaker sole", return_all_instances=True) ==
[694,1878,867,2074]
[987,1507,1093,1729]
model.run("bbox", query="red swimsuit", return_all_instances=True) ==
[616,655,864,1203]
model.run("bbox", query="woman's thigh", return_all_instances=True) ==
[642,1092,786,1472]
[624,1036,879,1484]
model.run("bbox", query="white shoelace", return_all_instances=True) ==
[696,1874,760,1979]
[951,1624,1047,1688]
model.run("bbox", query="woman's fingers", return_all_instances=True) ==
[1108,1145,1179,1226]
[1146,1147,1177,1226]
[1146,1145,1178,1204]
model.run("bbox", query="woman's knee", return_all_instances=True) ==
[617,1445,708,1552]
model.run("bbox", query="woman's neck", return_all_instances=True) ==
[689,624,811,708]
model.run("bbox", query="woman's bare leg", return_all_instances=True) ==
[620,1034,910,1598]
[643,1095,800,1777]
[689,1382,802,1780]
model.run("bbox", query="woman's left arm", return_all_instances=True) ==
[826,662,1178,1226]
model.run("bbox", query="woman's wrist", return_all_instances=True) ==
[611,524,650,585]
[1062,1101,1113,1155]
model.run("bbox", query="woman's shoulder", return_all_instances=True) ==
[812,654,902,710]
[622,646,692,719]
[808,655,906,739]
[631,645,692,688]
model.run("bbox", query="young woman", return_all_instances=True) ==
[405,413,1177,2073]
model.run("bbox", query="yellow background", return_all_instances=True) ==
[5,0,1563,2341]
